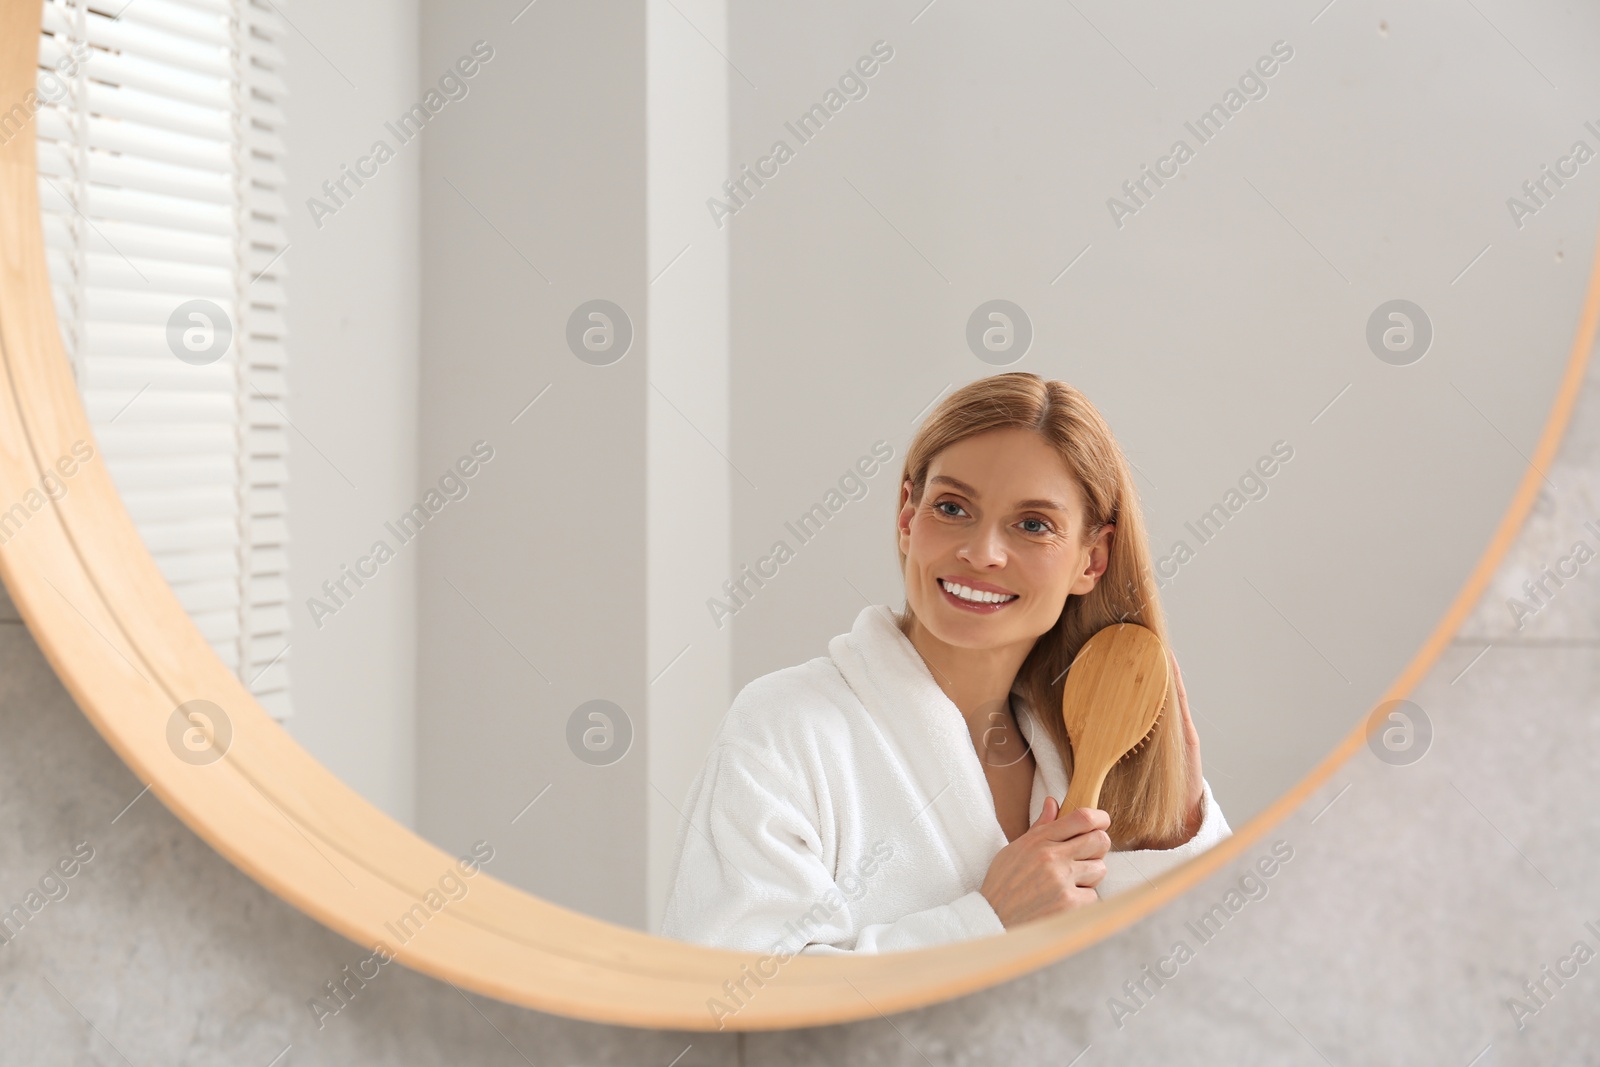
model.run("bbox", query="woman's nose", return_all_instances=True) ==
[958,523,1007,565]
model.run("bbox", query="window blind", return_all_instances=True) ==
[34,0,294,719]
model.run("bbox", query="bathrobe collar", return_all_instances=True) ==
[827,605,1072,851]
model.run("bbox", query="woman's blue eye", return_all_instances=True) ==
[934,501,1052,535]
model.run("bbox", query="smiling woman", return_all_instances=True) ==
[890,377,1205,856]
[660,374,1232,962]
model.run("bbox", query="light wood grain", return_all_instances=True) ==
[2,0,1596,1030]
[1061,624,1170,813]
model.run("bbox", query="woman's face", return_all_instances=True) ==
[897,427,1114,652]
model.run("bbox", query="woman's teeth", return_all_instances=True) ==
[939,579,1018,604]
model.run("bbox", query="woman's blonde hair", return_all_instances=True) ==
[892,371,1190,850]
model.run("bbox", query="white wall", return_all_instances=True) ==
[414,0,650,930]
[646,0,732,933]
[279,0,421,828]
[275,0,732,931]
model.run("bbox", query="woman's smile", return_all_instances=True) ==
[937,576,1020,614]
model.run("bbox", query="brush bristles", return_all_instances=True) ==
[1117,707,1163,764]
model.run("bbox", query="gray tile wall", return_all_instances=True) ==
[3,351,1599,1063]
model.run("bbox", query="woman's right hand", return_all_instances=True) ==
[978,797,1110,928]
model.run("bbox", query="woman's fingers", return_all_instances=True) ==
[983,802,1112,925]
[1060,829,1111,861]
[1036,804,1109,842]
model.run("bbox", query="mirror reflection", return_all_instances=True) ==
[30,0,1594,947]
[660,393,1233,955]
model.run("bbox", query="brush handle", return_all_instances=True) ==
[1062,763,1109,814]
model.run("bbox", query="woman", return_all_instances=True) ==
[660,372,1231,955]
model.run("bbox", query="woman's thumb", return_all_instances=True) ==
[1036,795,1059,826]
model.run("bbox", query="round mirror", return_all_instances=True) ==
[11,0,1596,1027]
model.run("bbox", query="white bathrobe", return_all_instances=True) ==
[659,604,1232,955]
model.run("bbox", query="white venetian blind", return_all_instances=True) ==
[34,0,294,719]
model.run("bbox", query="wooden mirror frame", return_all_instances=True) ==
[3,1,1597,1030]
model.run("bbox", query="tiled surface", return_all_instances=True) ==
[3,354,1599,1063]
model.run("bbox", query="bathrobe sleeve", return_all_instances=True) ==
[1097,775,1232,900]
[660,741,1006,954]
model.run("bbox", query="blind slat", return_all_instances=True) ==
[81,16,234,78]
[44,0,294,718]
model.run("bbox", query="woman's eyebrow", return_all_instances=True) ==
[928,475,1068,513]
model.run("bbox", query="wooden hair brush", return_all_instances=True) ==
[1059,623,1170,813]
